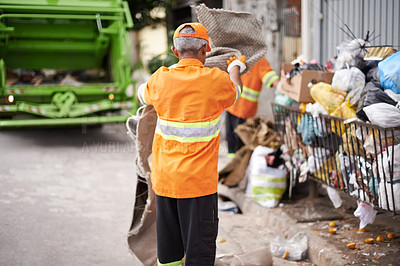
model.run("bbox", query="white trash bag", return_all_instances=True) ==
[376,144,400,182]
[378,181,400,212]
[363,103,400,128]
[332,66,365,94]
[245,146,287,208]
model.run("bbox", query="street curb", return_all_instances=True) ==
[218,184,351,266]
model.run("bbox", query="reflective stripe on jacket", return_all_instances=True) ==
[155,115,221,143]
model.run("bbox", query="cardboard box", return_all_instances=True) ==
[280,63,334,103]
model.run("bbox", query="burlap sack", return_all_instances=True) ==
[196,4,267,72]
[126,105,157,266]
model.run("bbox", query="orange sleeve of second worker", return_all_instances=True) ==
[257,57,273,79]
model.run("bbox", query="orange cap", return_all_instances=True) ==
[173,23,211,52]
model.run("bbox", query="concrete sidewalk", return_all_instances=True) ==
[217,182,400,266]
[217,184,346,265]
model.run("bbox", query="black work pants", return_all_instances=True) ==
[225,112,246,153]
[156,193,219,266]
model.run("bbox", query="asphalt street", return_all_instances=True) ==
[0,124,141,265]
[0,89,282,266]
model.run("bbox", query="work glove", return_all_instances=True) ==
[227,55,246,73]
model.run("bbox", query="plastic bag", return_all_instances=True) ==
[327,186,342,208]
[378,51,400,94]
[378,181,400,211]
[301,63,327,71]
[314,157,337,183]
[289,64,302,79]
[304,103,330,138]
[289,63,328,79]
[356,81,397,122]
[363,103,400,128]
[332,67,365,93]
[308,147,330,174]
[245,146,287,208]
[330,98,356,119]
[270,232,308,261]
[341,125,366,156]
[296,114,324,145]
[274,93,293,111]
[218,200,239,213]
[337,151,350,190]
[369,176,379,199]
[365,61,379,83]
[310,82,346,114]
[346,85,367,108]
[364,129,400,155]
[305,102,328,117]
[354,202,377,229]
[338,67,366,107]
[337,54,368,73]
[350,188,370,202]
[299,161,309,183]
[385,89,400,102]
[338,39,369,59]
[335,39,369,71]
[330,99,357,135]
[376,144,400,182]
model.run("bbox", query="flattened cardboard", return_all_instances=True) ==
[280,63,334,103]
[364,46,397,61]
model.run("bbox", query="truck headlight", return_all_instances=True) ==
[7,95,14,103]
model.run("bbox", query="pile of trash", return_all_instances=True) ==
[6,69,108,86]
[274,40,400,212]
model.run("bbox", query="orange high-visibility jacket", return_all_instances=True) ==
[227,57,279,119]
[138,58,241,198]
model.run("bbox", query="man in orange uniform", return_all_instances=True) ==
[137,23,245,265]
[225,57,279,156]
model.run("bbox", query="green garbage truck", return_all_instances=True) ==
[0,0,137,127]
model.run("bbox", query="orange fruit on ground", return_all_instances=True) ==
[329,221,337,227]
[365,238,374,244]
[347,243,356,249]
[359,228,367,232]
[376,235,384,242]
[387,233,395,239]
